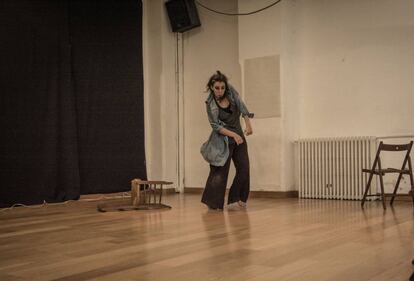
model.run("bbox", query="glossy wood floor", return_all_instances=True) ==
[0,194,413,281]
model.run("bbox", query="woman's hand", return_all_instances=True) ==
[218,128,244,145]
[244,117,253,136]
[244,124,253,136]
[232,134,244,145]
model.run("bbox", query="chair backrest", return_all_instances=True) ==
[379,141,413,152]
[371,141,413,170]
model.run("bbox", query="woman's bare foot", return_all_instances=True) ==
[238,201,247,208]
[227,202,241,211]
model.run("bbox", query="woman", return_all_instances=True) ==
[200,71,254,210]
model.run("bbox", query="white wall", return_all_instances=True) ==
[183,0,241,189]
[238,0,414,191]
[281,0,301,191]
[143,0,241,190]
[294,0,414,138]
[238,0,284,191]
[143,0,177,183]
[144,0,414,192]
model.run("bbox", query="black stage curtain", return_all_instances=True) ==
[0,0,146,207]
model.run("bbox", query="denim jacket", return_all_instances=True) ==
[200,85,254,166]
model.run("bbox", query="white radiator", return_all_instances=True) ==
[297,137,377,200]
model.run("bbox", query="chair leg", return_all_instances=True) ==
[410,178,414,208]
[390,172,403,206]
[409,169,414,208]
[378,173,386,210]
[361,172,374,208]
[411,189,414,207]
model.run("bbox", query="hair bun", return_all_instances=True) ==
[216,70,222,75]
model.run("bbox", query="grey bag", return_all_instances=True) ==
[200,131,229,167]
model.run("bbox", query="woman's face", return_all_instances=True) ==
[211,81,226,101]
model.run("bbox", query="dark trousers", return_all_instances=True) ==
[201,142,250,209]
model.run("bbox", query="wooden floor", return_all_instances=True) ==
[0,194,413,281]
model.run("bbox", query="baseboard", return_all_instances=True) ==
[184,187,204,194]
[249,190,298,199]
[163,188,177,194]
[184,187,298,198]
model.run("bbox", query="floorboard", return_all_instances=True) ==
[0,194,413,281]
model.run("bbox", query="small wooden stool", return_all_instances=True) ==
[97,179,173,212]
[130,179,173,209]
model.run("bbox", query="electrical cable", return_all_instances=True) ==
[195,0,282,16]
[0,192,131,212]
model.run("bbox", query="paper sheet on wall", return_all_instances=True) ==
[244,55,280,118]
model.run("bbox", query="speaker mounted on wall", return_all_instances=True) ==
[165,0,201,33]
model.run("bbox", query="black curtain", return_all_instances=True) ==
[0,0,146,207]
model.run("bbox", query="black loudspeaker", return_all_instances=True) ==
[165,0,201,33]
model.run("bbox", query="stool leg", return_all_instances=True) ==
[143,184,147,204]
[151,184,155,204]
[159,184,163,204]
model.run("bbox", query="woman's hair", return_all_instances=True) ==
[206,70,229,94]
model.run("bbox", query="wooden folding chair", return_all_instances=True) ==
[411,259,414,281]
[361,141,414,209]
